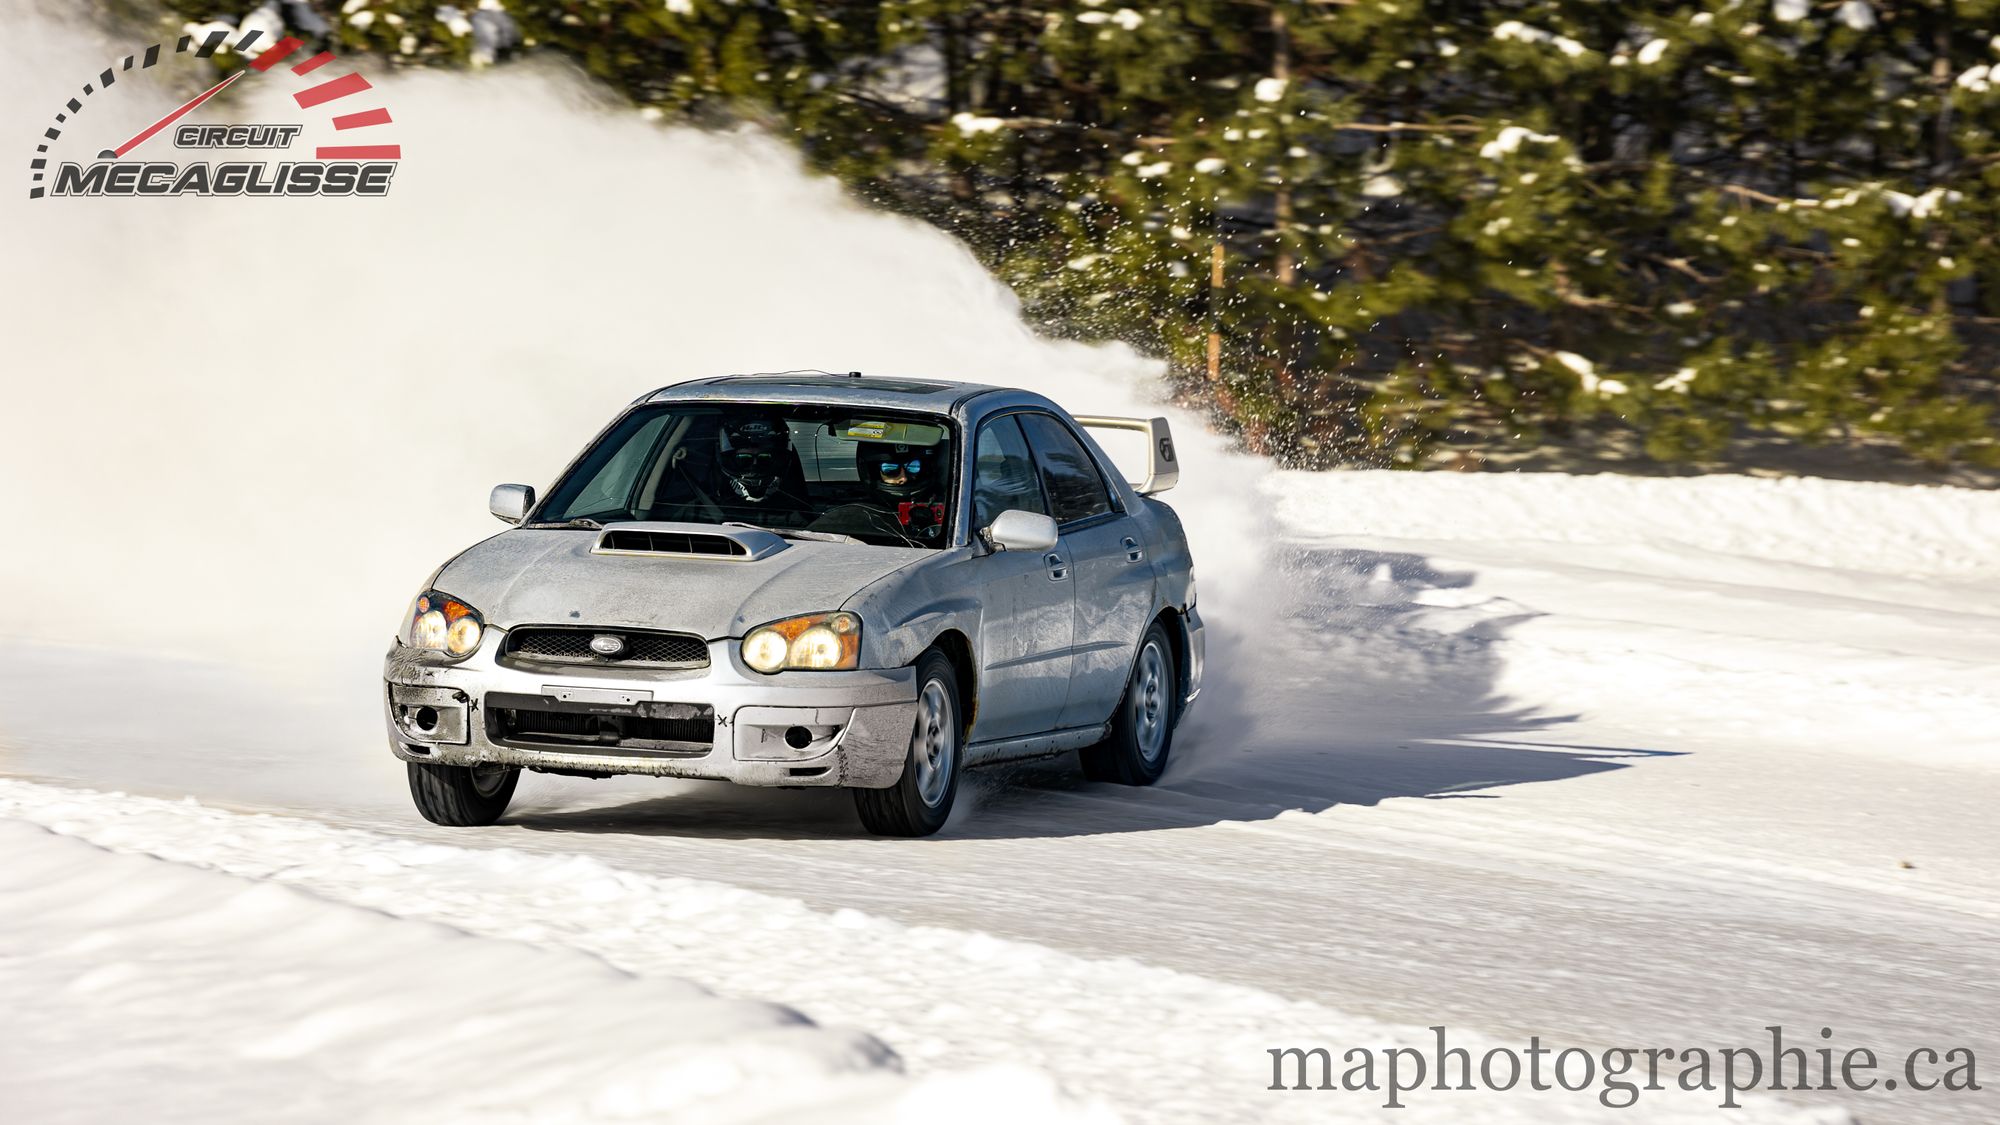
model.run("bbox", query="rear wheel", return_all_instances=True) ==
[853,649,961,837]
[407,761,519,826]
[1080,621,1176,785]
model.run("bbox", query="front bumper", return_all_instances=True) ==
[383,630,917,788]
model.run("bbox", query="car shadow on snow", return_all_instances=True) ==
[505,546,1686,841]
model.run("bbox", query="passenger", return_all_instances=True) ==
[810,440,947,545]
[864,441,947,542]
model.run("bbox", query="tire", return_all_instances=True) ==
[1080,621,1177,786]
[407,761,519,826]
[853,649,962,837]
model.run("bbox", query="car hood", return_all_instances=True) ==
[432,528,926,639]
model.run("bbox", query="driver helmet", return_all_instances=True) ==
[717,414,792,503]
[859,441,939,503]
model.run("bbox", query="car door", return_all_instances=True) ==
[1015,412,1158,730]
[965,415,1074,743]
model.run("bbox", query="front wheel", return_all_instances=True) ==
[407,761,519,826]
[853,649,961,837]
[1080,621,1177,785]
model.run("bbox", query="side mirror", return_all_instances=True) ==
[980,509,1059,553]
[489,483,535,525]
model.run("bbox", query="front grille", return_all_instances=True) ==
[487,696,715,757]
[504,626,710,669]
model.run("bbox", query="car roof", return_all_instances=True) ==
[641,372,1008,413]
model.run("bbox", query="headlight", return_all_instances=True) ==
[402,591,485,658]
[741,612,860,673]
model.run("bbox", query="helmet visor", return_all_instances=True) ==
[876,459,924,484]
[725,449,781,473]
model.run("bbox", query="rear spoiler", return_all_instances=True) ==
[1073,415,1179,495]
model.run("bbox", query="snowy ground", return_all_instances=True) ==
[4,10,1996,1121]
[4,471,1996,1124]
[1,819,939,1125]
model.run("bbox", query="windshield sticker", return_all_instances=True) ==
[842,420,944,445]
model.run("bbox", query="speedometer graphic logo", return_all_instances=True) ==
[29,28,401,200]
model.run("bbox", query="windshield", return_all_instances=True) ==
[532,403,957,549]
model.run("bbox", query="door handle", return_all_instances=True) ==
[1122,536,1144,563]
[1044,552,1068,581]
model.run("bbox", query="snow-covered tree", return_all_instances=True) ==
[154,0,2000,470]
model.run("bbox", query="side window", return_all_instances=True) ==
[1018,413,1114,525]
[973,416,1048,528]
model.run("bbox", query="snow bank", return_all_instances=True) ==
[1260,470,2000,767]
[1,780,1844,1125]
[0,810,1108,1124]
[1269,470,2000,581]
[0,820,891,1122]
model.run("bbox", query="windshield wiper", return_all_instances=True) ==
[723,521,862,545]
[526,517,605,530]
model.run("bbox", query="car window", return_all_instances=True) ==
[973,416,1049,529]
[1018,413,1114,525]
[533,404,956,549]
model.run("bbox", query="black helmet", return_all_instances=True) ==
[857,441,938,502]
[717,414,791,502]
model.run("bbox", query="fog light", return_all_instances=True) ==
[784,725,813,749]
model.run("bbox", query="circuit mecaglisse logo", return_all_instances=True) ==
[30,28,400,199]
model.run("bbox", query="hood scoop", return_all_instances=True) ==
[592,522,789,562]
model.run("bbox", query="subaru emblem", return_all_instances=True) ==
[589,633,626,657]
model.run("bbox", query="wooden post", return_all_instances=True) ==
[1207,241,1224,381]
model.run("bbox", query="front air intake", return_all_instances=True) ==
[589,522,788,561]
[598,529,745,557]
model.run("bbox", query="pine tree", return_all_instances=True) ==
[154,0,2000,472]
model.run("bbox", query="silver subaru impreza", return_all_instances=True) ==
[383,373,1202,836]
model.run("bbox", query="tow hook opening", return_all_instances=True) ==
[732,707,851,762]
[389,684,472,746]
